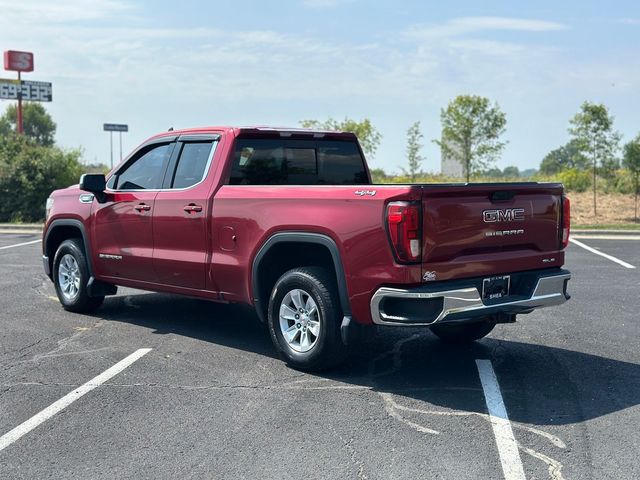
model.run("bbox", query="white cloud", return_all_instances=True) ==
[406,16,568,39]
[0,8,571,105]
[0,0,132,22]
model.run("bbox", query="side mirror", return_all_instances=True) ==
[79,173,107,203]
[79,173,106,193]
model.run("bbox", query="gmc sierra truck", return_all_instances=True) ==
[42,127,571,370]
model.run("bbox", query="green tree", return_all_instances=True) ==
[369,167,387,183]
[435,95,507,182]
[0,103,57,147]
[539,139,589,175]
[401,121,424,182]
[484,167,503,177]
[0,116,12,137]
[568,101,621,215]
[300,117,382,159]
[0,135,84,221]
[502,166,520,177]
[623,134,640,222]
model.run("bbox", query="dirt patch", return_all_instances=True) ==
[569,192,639,225]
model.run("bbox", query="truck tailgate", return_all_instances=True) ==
[421,183,563,278]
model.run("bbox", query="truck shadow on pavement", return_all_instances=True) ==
[97,292,640,428]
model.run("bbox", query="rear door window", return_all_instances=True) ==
[171,141,216,189]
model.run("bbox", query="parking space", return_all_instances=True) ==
[571,236,640,268]
[1,235,639,479]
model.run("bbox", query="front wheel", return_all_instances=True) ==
[430,318,496,343]
[267,267,346,371]
[53,239,104,313]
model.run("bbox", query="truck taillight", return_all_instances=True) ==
[386,201,422,263]
[561,195,570,249]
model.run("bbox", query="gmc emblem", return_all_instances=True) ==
[483,208,525,223]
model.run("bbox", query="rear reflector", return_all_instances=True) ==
[386,201,422,263]
[561,195,570,249]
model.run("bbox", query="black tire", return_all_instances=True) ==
[53,238,104,313]
[267,267,346,371]
[430,318,496,343]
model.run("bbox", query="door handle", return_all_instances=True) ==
[183,204,203,213]
[134,203,151,212]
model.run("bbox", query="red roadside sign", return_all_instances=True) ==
[4,50,34,72]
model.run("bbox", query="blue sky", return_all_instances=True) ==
[1,0,639,173]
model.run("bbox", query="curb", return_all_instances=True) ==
[572,229,640,235]
[0,224,43,235]
[0,230,43,235]
[0,224,43,229]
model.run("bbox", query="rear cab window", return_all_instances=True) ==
[229,138,368,185]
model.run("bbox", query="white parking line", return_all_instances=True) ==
[572,234,640,241]
[476,359,526,480]
[0,239,41,250]
[0,348,151,452]
[569,238,635,269]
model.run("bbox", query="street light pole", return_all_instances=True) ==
[119,131,122,162]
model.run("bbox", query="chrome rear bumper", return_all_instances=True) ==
[370,271,571,326]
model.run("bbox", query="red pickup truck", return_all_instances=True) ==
[43,126,571,370]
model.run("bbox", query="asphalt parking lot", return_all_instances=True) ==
[0,232,638,479]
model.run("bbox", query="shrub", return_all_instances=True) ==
[0,134,84,222]
[557,168,592,192]
[605,169,635,195]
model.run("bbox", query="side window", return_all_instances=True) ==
[114,143,172,190]
[171,141,215,189]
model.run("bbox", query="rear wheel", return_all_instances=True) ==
[430,318,496,343]
[267,267,346,371]
[53,239,104,313]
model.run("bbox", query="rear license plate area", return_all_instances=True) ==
[482,275,510,301]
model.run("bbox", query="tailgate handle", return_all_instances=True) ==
[490,190,515,202]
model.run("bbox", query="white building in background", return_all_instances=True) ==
[440,136,464,178]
